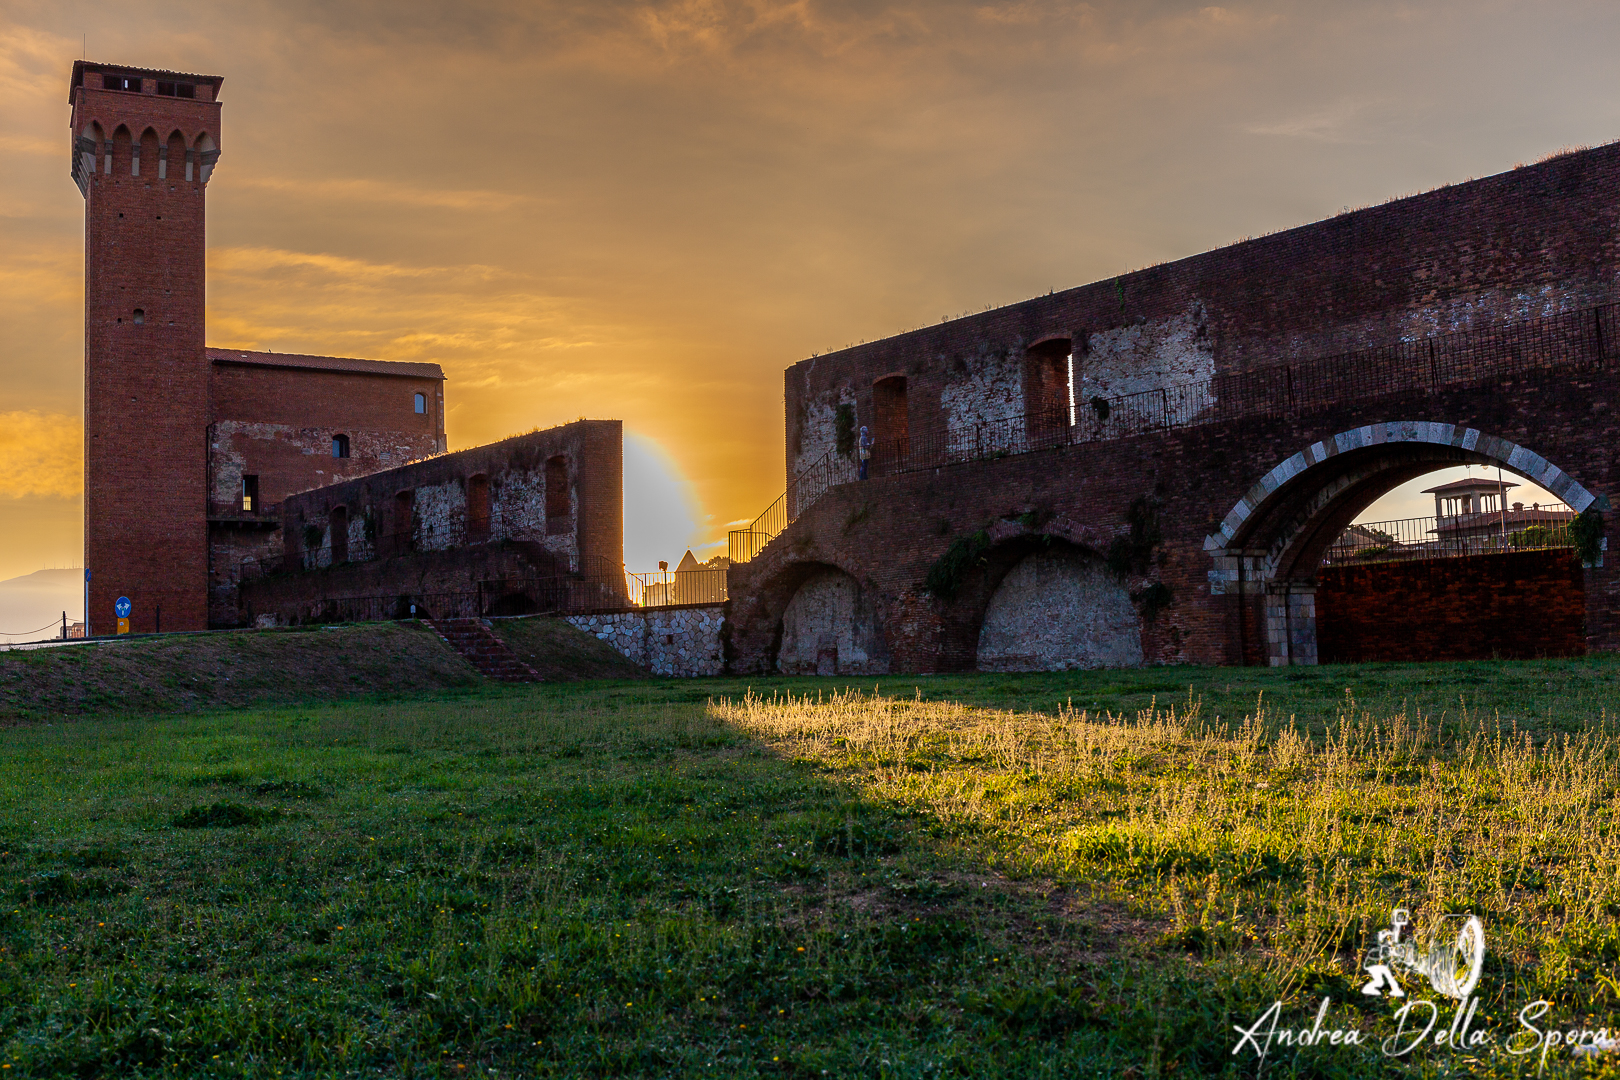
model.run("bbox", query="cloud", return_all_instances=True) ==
[0,412,82,498]
[1243,100,1383,143]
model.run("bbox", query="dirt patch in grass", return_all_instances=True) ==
[489,614,650,680]
[0,621,476,721]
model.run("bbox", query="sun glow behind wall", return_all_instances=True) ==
[623,433,700,571]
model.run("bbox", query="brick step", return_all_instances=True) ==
[424,618,541,683]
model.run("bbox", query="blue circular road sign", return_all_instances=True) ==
[115,596,131,618]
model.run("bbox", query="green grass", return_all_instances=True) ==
[4,660,1620,1077]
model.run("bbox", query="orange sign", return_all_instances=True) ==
[116,617,130,635]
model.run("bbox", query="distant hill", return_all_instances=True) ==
[0,568,83,643]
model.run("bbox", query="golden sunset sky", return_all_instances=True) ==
[1,0,1617,582]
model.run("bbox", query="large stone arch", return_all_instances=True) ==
[773,562,889,675]
[976,547,1142,671]
[1205,421,1600,665]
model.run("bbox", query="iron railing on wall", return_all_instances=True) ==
[727,300,1620,563]
[1323,509,1576,566]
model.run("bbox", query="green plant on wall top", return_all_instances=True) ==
[835,403,856,457]
[925,530,991,600]
[1571,507,1605,565]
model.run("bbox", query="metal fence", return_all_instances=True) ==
[1323,511,1576,566]
[727,300,1620,563]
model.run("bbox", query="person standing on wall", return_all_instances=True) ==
[858,425,873,480]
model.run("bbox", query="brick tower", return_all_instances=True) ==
[70,62,222,634]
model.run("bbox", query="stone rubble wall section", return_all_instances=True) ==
[563,605,726,677]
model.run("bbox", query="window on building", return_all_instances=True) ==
[466,474,491,541]
[414,392,427,415]
[155,81,194,98]
[132,309,145,325]
[332,433,350,459]
[329,505,348,563]
[241,474,260,513]
[545,455,570,534]
[102,75,141,92]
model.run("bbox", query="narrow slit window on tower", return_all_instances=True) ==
[241,475,259,513]
[132,309,144,325]
[332,433,350,459]
[414,392,427,415]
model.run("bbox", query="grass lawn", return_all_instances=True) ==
[4,658,1620,1077]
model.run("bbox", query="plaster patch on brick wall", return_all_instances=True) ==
[778,568,888,675]
[1079,302,1214,418]
[412,479,465,552]
[976,552,1143,671]
[940,346,1022,446]
[793,387,856,478]
[562,606,725,676]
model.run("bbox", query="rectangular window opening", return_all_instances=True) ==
[241,475,260,513]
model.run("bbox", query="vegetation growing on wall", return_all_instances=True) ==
[1571,507,1605,564]
[1106,496,1163,578]
[925,530,991,600]
[834,403,856,457]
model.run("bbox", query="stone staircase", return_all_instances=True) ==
[425,618,541,682]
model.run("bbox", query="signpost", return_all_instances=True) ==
[115,595,131,636]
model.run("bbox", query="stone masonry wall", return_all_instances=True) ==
[564,605,726,676]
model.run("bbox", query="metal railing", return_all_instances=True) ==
[1323,509,1576,566]
[727,300,1620,563]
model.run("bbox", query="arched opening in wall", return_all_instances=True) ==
[111,125,131,176]
[466,474,491,542]
[165,130,185,180]
[136,128,158,178]
[332,433,350,459]
[545,455,570,535]
[329,505,349,564]
[1208,424,1598,666]
[975,545,1142,671]
[776,565,888,675]
[871,376,908,474]
[392,490,415,556]
[414,392,427,415]
[1023,337,1073,444]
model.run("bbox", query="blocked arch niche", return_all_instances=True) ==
[1205,421,1598,665]
[976,546,1141,671]
[775,563,889,676]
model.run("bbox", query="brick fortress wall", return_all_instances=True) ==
[729,143,1620,674]
[206,351,446,626]
[1316,550,1586,663]
[240,421,623,626]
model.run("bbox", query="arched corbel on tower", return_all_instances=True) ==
[164,130,185,181]
[136,128,159,178]
[193,132,219,184]
[111,125,131,177]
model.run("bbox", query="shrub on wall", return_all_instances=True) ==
[924,530,990,600]
[1571,508,1605,565]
